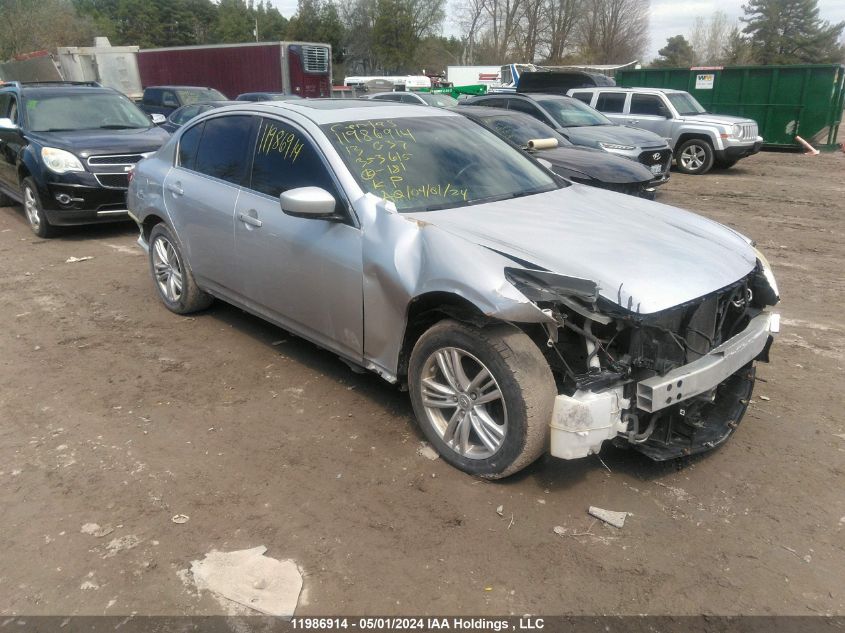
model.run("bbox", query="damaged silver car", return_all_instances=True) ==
[127,100,780,478]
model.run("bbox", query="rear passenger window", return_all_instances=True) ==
[570,92,592,104]
[475,98,507,108]
[508,99,542,119]
[177,122,204,170]
[595,92,627,113]
[630,94,666,116]
[249,118,340,212]
[194,115,255,185]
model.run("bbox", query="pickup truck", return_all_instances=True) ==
[568,87,763,175]
[139,85,228,117]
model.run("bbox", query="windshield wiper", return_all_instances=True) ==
[97,124,145,129]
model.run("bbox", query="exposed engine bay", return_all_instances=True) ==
[506,261,780,461]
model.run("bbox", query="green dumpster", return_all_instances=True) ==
[616,64,845,149]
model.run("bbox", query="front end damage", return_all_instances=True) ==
[506,262,780,461]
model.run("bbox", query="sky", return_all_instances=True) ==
[269,0,845,62]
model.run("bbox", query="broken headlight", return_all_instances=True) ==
[752,246,780,306]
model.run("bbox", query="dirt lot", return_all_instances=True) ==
[1,150,844,618]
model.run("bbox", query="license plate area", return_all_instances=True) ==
[650,164,664,175]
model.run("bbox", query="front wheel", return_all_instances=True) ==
[408,320,556,479]
[676,139,714,175]
[22,178,57,238]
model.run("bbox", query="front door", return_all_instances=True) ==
[234,117,364,360]
[0,93,22,192]
[163,115,257,294]
[624,94,674,143]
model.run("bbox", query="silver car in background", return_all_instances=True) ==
[128,100,780,478]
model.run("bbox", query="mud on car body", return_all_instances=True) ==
[128,99,780,478]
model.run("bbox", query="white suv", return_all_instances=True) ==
[569,87,763,175]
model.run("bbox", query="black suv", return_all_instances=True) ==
[0,81,170,237]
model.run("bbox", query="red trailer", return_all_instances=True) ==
[136,41,332,98]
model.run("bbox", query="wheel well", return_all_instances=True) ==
[141,214,166,242]
[396,292,491,381]
[676,133,714,150]
[17,164,31,183]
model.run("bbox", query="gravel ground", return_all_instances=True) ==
[1,149,843,617]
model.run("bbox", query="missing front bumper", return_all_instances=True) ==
[635,312,777,413]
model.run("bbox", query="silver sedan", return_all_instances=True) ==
[127,100,780,478]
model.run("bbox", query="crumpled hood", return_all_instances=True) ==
[27,127,171,157]
[405,185,756,314]
[565,124,667,149]
[539,146,654,184]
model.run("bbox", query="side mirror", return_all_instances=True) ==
[279,187,337,219]
[150,113,167,125]
[0,117,18,131]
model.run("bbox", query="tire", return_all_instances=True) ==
[21,178,57,238]
[714,158,738,169]
[676,139,715,175]
[408,319,556,479]
[148,223,213,314]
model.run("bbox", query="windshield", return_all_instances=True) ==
[175,88,227,105]
[418,93,458,108]
[667,92,707,115]
[479,113,570,147]
[323,116,560,212]
[536,97,612,127]
[24,92,152,132]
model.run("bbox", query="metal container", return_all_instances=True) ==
[616,64,845,148]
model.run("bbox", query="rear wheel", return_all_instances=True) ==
[22,178,57,238]
[676,139,714,175]
[148,223,213,314]
[408,319,556,479]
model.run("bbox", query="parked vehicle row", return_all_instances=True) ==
[0,83,779,479]
[569,87,763,175]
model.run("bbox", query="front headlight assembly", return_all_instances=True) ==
[41,147,85,174]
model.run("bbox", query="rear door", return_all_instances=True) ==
[593,91,629,125]
[233,116,364,359]
[163,114,257,294]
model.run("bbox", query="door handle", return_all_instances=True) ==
[631,120,640,125]
[166,182,183,196]
[238,211,262,228]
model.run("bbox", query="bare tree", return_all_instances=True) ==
[689,10,732,65]
[0,0,93,60]
[544,0,582,62]
[576,0,650,64]
[484,0,526,61]
[454,0,487,63]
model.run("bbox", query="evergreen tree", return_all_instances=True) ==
[287,0,345,62]
[741,0,845,64]
[652,35,695,67]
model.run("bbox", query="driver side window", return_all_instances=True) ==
[249,118,342,214]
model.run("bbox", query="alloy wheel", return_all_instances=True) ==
[681,145,707,171]
[152,236,184,303]
[24,186,40,229]
[419,347,507,459]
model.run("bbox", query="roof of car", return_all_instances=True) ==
[454,105,512,117]
[249,99,457,124]
[146,85,220,91]
[572,87,686,95]
[14,85,117,97]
